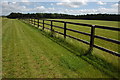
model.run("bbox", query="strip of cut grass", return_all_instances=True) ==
[26,19,120,78]
[2,18,120,78]
[31,19,119,69]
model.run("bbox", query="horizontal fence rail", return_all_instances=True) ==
[24,18,120,57]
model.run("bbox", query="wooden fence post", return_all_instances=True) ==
[29,19,31,23]
[89,25,95,52]
[64,22,67,39]
[43,20,44,30]
[32,18,34,25]
[31,19,32,24]
[51,21,53,31]
[51,21,54,36]
[38,19,39,28]
[34,18,35,25]
[31,18,33,25]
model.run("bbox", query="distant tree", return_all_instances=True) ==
[7,12,120,21]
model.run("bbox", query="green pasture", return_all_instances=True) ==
[31,19,119,68]
[2,18,119,78]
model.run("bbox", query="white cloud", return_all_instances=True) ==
[51,3,53,6]
[60,7,118,15]
[1,2,42,15]
[97,7,118,14]
[21,0,29,2]
[97,1,106,5]
[0,0,119,2]
[61,0,87,3]
[111,3,118,8]
[57,2,81,8]
[56,0,87,8]
[1,2,57,15]
[1,1,118,16]
[36,6,45,9]
[33,6,46,12]
[10,2,16,4]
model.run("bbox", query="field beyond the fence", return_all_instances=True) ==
[30,19,119,67]
[2,18,120,78]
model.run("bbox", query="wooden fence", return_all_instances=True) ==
[23,18,120,57]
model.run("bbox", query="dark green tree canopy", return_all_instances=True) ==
[7,12,120,21]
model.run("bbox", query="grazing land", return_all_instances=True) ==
[37,19,119,68]
[2,18,119,78]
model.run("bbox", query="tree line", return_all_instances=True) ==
[7,12,120,21]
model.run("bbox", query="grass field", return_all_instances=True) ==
[41,19,119,52]
[31,19,119,68]
[2,18,119,78]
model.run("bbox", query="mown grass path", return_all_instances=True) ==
[2,18,115,78]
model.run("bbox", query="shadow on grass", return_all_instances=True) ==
[22,20,119,79]
[41,31,119,79]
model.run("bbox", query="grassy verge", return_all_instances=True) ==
[30,19,119,69]
[2,18,119,78]
[24,19,120,78]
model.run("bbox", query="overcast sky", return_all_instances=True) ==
[0,0,119,15]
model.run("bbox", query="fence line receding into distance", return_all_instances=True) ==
[22,18,120,57]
